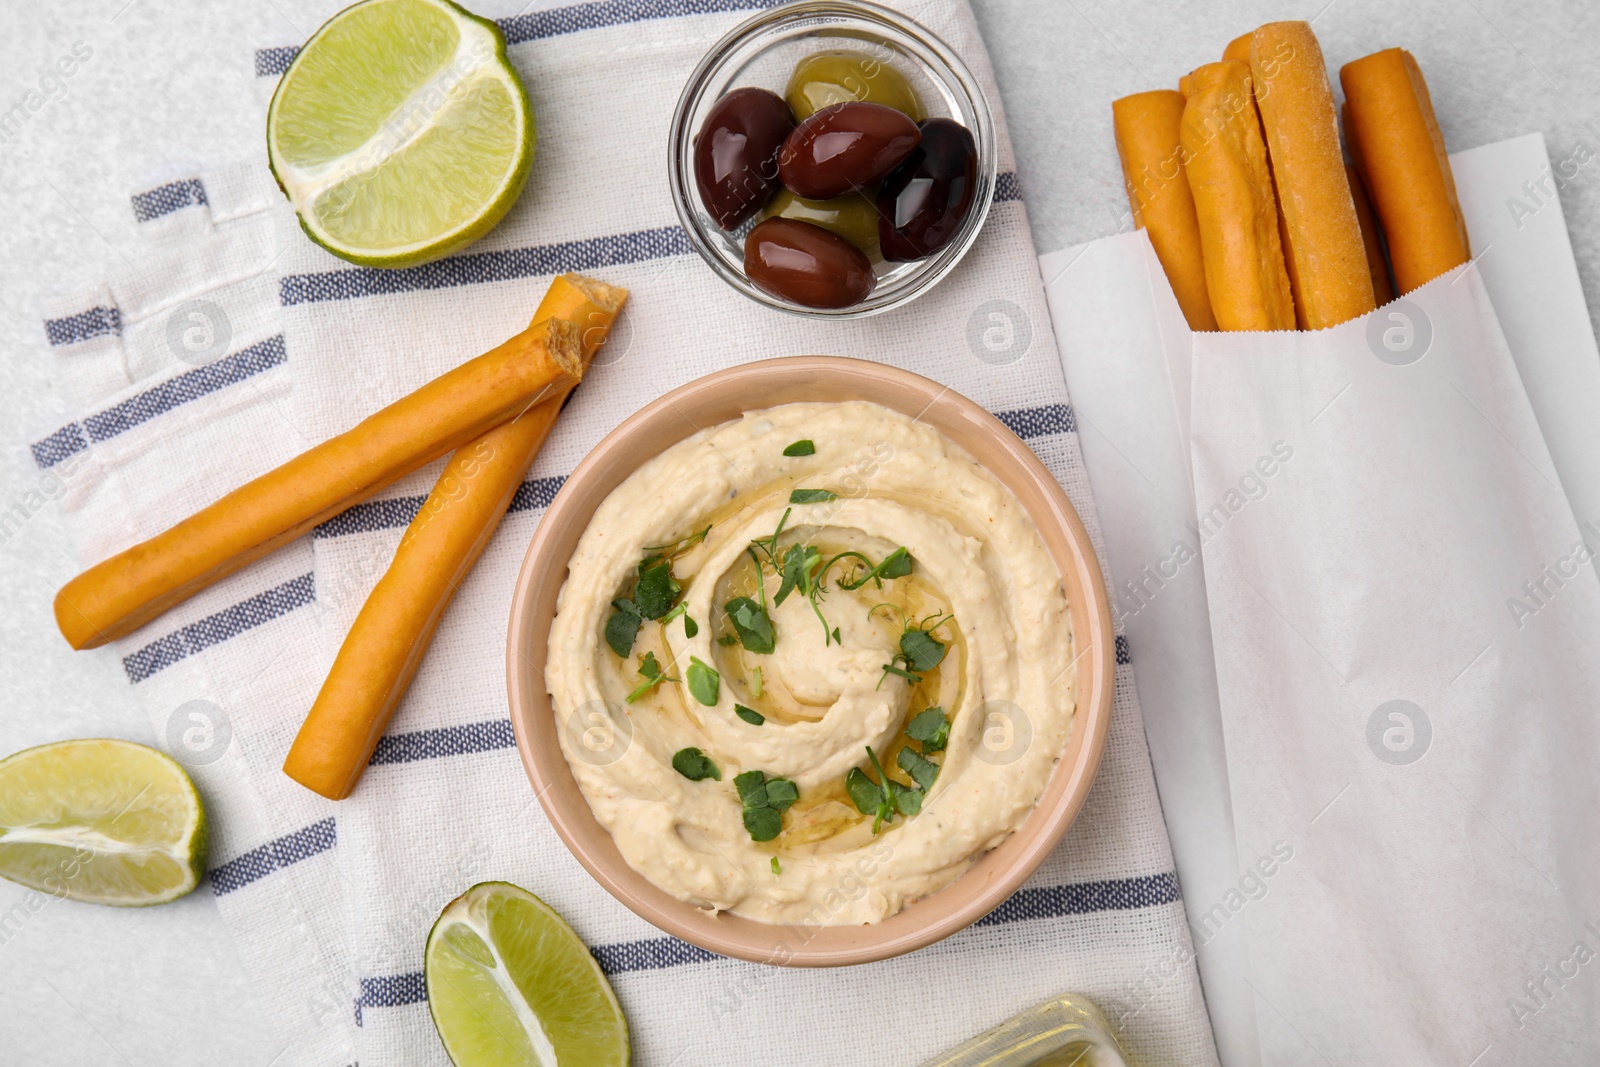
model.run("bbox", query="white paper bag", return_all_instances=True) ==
[1189,264,1600,1066]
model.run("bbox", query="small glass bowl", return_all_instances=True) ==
[667,0,997,319]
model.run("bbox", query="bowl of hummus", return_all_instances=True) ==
[507,357,1114,966]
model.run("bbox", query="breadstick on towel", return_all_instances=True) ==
[1340,48,1471,292]
[1181,61,1296,331]
[1250,21,1376,328]
[1346,163,1396,305]
[1113,90,1218,330]
[283,274,627,800]
[54,317,584,650]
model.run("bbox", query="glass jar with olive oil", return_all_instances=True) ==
[917,994,1132,1067]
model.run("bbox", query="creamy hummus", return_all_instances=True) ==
[546,401,1074,925]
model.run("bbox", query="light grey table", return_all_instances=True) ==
[1,1,1594,1062]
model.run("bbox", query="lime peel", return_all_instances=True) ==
[267,0,535,268]
[426,881,629,1067]
[0,738,207,907]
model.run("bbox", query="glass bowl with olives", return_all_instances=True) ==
[668,0,996,317]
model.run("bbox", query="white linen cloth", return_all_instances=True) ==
[1043,132,1600,1066]
[23,1,1218,1065]
[277,1,1214,1062]
[25,167,357,1064]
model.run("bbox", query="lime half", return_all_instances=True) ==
[0,739,207,907]
[267,0,535,267]
[426,881,629,1067]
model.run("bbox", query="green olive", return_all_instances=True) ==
[760,188,883,260]
[785,49,926,122]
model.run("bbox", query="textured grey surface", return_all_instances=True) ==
[0,1,1594,1063]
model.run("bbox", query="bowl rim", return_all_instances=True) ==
[666,0,998,320]
[506,356,1115,967]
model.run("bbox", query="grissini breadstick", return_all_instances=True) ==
[1340,48,1471,292]
[1346,163,1396,305]
[1181,61,1296,331]
[1250,21,1376,328]
[54,317,584,650]
[282,275,627,800]
[1222,32,1253,63]
[1113,90,1219,331]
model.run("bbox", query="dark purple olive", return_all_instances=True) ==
[877,118,977,260]
[744,217,876,308]
[777,102,921,201]
[694,87,795,230]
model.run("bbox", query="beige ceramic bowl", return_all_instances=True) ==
[506,356,1114,966]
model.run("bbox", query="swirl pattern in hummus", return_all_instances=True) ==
[546,401,1074,925]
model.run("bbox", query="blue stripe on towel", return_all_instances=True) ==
[369,719,517,766]
[1116,634,1131,665]
[255,0,787,78]
[131,178,208,223]
[30,423,90,471]
[350,869,1183,1018]
[312,495,426,540]
[45,305,121,347]
[355,971,428,1026]
[498,0,785,44]
[210,817,335,896]
[122,572,316,683]
[995,170,1021,202]
[31,335,289,469]
[278,173,1018,307]
[313,475,565,539]
[254,45,300,77]
[591,936,722,975]
[974,871,1180,926]
[279,227,691,306]
[995,402,1074,439]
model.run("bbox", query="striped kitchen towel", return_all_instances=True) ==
[26,164,358,1065]
[259,0,1220,1064]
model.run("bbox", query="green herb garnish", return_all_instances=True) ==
[686,656,719,706]
[606,526,711,656]
[605,598,641,657]
[836,546,913,590]
[751,666,764,698]
[625,651,679,703]
[783,440,815,457]
[633,559,679,619]
[875,611,953,689]
[658,602,699,640]
[845,746,922,833]
[771,856,782,875]
[897,746,940,792]
[734,769,798,842]
[788,488,837,504]
[906,707,950,752]
[724,596,775,654]
[735,704,765,726]
[900,626,948,672]
[717,634,738,646]
[845,767,885,825]
[744,807,781,841]
[642,524,712,557]
[672,747,721,781]
[764,777,798,810]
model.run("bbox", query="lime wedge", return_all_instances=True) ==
[267,0,535,267]
[0,739,207,907]
[426,881,629,1067]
